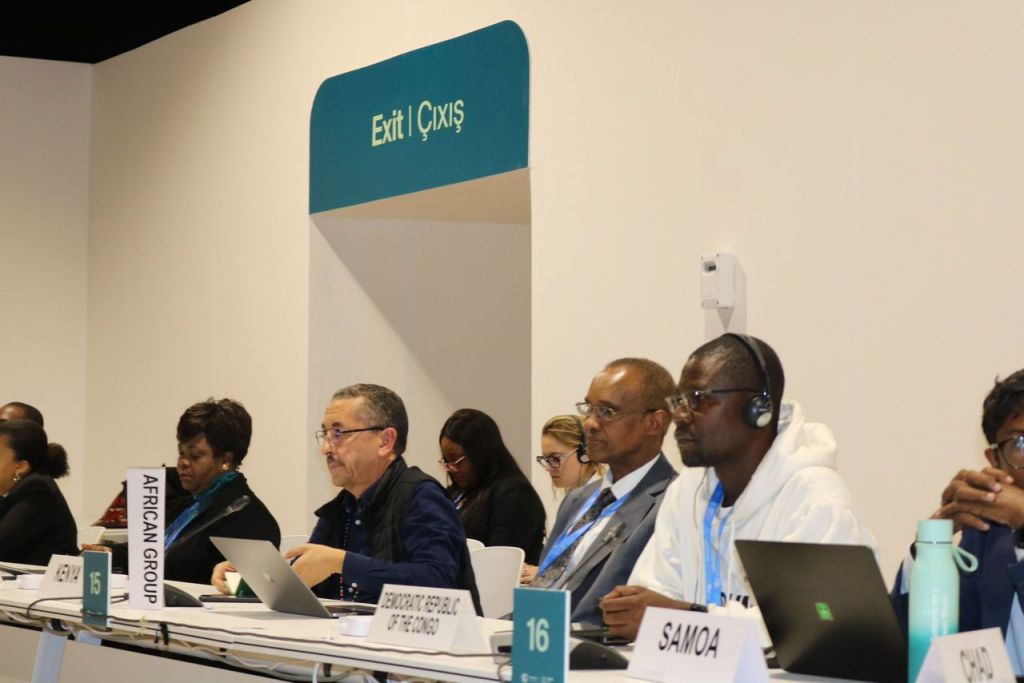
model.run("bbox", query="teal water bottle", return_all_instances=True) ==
[907,519,977,683]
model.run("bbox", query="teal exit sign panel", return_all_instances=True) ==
[310,20,529,214]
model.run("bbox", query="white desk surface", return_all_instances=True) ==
[0,576,849,683]
[98,528,128,544]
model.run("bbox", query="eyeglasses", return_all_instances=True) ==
[315,426,386,448]
[665,388,761,415]
[576,402,660,423]
[992,435,1024,470]
[536,450,576,469]
[438,455,467,471]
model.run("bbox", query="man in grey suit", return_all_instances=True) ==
[531,357,677,626]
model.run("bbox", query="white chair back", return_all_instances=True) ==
[77,526,105,546]
[279,534,308,554]
[466,538,485,552]
[470,545,524,618]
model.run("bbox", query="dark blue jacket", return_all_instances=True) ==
[310,457,480,611]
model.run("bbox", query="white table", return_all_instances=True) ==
[0,576,846,683]
[0,578,520,683]
[98,528,128,544]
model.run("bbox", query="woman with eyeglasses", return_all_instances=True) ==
[536,415,605,492]
[520,415,605,585]
[439,409,546,564]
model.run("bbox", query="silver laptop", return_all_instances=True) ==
[210,537,375,618]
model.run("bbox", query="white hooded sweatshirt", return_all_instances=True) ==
[628,400,876,608]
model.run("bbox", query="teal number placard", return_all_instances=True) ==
[82,551,110,628]
[310,20,529,214]
[512,587,569,683]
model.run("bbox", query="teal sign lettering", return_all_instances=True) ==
[310,20,529,213]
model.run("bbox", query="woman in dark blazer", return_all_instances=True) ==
[440,409,545,564]
[108,398,280,583]
[0,419,77,565]
[162,398,280,583]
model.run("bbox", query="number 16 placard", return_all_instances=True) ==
[513,587,569,683]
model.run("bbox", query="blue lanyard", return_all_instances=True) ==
[702,481,735,606]
[537,487,630,573]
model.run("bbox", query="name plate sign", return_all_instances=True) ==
[128,468,164,610]
[367,584,486,652]
[82,550,111,627]
[512,587,569,683]
[629,607,768,683]
[916,628,1014,683]
[38,554,85,601]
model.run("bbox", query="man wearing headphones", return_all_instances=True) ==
[531,358,678,626]
[601,334,875,639]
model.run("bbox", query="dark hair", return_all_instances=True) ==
[332,384,408,455]
[0,402,44,426]
[440,409,526,536]
[440,409,524,488]
[0,419,69,478]
[982,369,1024,444]
[690,334,786,430]
[176,398,253,464]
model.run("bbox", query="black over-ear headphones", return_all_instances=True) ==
[725,333,774,429]
[573,415,590,463]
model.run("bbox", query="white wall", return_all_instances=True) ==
[3,0,1017,580]
[0,56,90,517]
[85,1,315,534]
[522,1,1024,576]
[305,0,1024,575]
[308,207,530,524]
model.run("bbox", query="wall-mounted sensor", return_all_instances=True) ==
[700,253,737,309]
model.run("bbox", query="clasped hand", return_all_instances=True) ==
[934,467,1024,532]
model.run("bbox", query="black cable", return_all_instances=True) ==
[111,614,499,657]
[22,592,129,621]
[25,595,81,620]
[496,656,512,680]
[10,599,506,660]
[104,613,510,679]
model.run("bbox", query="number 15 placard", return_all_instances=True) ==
[513,587,569,683]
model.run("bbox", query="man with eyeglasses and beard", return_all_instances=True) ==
[212,383,480,612]
[892,369,1024,673]
[600,334,875,640]
[530,358,677,626]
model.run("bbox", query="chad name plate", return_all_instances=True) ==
[916,628,1014,683]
